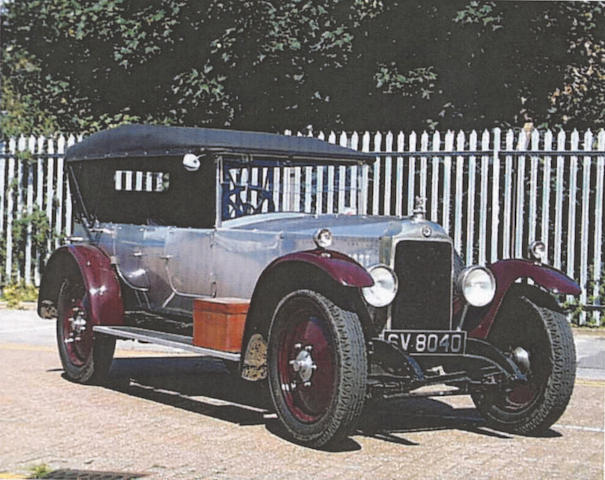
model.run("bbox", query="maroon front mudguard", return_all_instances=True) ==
[266,249,374,288]
[239,248,373,372]
[470,259,580,339]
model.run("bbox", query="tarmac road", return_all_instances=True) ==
[0,309,603,480]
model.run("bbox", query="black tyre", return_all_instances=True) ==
[471,296,576,434]
[56,277,116,384]
[267,289,367,448]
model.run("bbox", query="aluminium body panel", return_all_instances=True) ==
[83,213,452,324]
[139,225,172,309]
[113,224,150,290]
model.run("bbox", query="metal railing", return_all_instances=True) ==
[1,128,602,324]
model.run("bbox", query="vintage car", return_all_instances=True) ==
[38,124,580,447]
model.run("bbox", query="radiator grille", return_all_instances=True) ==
[391,240,452,330]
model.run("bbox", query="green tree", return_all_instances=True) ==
[2,0,380,132]
[2,0,603,133]
[322,1,604,130]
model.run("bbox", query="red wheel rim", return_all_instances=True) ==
[60,285,93,367]
[505,382,539,409]
[276,300,336,423]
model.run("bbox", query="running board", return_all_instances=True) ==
[93,326,241,362]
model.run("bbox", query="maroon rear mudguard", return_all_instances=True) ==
[470,259,580,339]
[38,244,124,326]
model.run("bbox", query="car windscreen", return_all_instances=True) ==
[70,156,216,228]
[221,155,364,221]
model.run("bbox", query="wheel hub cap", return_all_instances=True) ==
[290,346,317,384]
[512,346,531,373]
[67,307,87,342]
[506,346,538,408]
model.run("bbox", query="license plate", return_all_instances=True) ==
[384,330,466,355]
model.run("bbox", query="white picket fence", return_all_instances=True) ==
[0,135,80,287]
[1,128,603,324]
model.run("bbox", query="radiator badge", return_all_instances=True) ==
[422,225,432,237]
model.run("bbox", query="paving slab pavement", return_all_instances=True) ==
[0,309,603,479]
[575,333,605,380]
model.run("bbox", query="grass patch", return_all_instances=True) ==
[28,464,52,479]
[1,282,38,309]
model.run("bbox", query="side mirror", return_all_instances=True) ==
[183,153,201,172]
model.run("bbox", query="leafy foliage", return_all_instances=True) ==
[564,265,605,327]
[0,203,54,286]
[2,1,603,133]
[0,75,58,137]
[545,4,605,129]
[1,281,38,308]
[27,463,53,479]
[11,204,53,268]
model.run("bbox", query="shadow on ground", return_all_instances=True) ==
[32,468,146,480]
[105,355,269,426]
[358,398,511,446]
[84,355,559,450]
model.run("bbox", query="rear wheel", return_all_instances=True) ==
[471,296,576,434]
[268,289,367,448]
[56,277,115,384]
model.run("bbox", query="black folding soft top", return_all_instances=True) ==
[66,124,373,163]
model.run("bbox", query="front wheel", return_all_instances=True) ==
[56,277,116,384]
[471,296,576,435]
[268,289,367,448]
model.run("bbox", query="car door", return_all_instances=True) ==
[137,225,172,310]
[163,227,215,298]
[113,223,150,290]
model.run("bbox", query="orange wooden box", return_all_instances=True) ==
[193,297,250,353]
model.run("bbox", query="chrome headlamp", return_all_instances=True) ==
[528,240,546,263]
[313,228,333,248]
[457,266,496,307]
[362,265,398,307]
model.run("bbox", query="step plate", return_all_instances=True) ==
[93,325,241,361]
